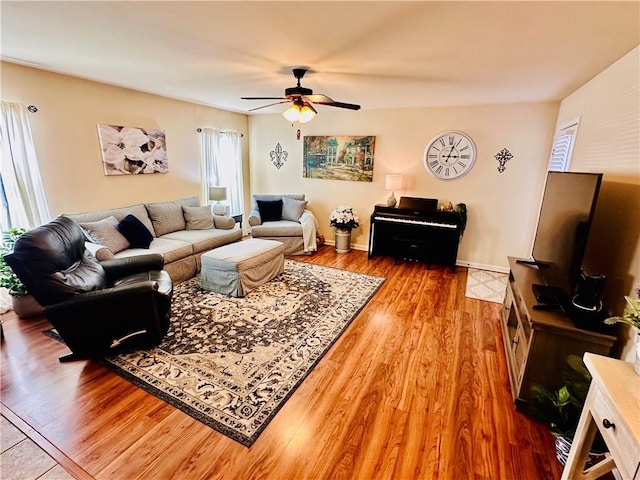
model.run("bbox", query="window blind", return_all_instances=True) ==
[548,118,580,172]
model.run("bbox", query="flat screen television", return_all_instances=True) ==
[525,171,603,303]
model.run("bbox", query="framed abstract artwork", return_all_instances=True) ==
[97,124,168,175]
[303,135,375,182]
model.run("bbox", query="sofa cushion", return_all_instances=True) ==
[282,196,308,222]
[79,216,130,254]
[257,199,283,222]
[250,220,303,237]
[145,196,200,236]
[183,205,215,230]
[161,228,243,254]
[117,214,154,248]
[251,194,305,212]
[113,237,193,265]
[64,203,156,237]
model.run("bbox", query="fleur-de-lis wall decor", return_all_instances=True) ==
[270,143,288,169]
[495,148,513,173]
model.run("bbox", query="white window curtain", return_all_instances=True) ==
[0,102,51,230]
[200,128,244,217]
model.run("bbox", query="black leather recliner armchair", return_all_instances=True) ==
[4,216,172,361]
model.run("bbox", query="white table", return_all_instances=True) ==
[561,353,640,479]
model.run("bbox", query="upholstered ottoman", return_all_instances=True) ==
[200,238,284,297]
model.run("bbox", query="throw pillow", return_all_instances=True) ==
[145,196,199,236]
[257,199,283,222]
[282,196,308,222]
[182,205,215,230]
[78,216,130,254]
[117,214,154,249]
[84,242,115,261]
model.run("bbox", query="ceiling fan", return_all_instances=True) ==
[241,68,361,123]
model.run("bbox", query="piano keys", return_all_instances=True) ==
[368,197,464,271]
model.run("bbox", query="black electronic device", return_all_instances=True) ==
[524,172,603,300]
[532,283,565,304]
[532,303,563,311]
[571,271,605,312]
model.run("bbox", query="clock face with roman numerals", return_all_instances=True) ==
[423,131,476,180]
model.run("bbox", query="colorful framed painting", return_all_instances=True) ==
[97,124,168,175]
[303,135,375,182]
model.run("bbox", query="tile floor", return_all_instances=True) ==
[1,415,75,480]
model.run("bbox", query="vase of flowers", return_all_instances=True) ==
[329,206,360,254]
[604,288,640,375]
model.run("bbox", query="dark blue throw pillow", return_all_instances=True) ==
[117,214,153,249]
[256,199,283,222]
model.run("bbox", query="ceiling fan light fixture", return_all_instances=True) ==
[283,103,301,122]
[298,103,317,123]
[282,100,317,124]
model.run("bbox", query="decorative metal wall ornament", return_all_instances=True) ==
[270,142,288,169]
[495,148,513,173]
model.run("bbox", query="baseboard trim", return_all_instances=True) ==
[325,241,509,273]
[455,261,510,274]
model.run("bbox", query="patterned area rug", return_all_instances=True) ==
[465,268,508,303]
[93,260,383,447]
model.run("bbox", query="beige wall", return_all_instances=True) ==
[3,51,637,357]
[556,46,640,361]
[249,103,559,271]
[1,62,249,216]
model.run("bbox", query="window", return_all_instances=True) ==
[0,102,50,230]
[200,129,244,217]
[548,117,580,172]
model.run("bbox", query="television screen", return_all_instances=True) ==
[531,171,603,298]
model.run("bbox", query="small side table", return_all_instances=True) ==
[232,214,243,226]
[561,353,640,480]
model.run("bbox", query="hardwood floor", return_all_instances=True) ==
[0,247,564,479]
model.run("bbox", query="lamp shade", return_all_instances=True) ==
[385,174,403,191]
[208,186,227,202]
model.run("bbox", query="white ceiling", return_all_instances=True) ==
[2,1,639,115]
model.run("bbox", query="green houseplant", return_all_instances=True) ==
[530,354,606,466]
[0,228,28,295]
[1,227,42,317]
[604,288,640,375]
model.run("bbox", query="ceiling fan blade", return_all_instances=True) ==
[248,100,291,112]
[305,94,334,103]
[241,96,288,100]
[314,101,361,111]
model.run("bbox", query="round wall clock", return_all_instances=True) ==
[423,131,477,180]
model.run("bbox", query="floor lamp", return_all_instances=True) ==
[209,186,228,216]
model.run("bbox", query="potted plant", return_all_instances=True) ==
[604,288,640,375]
[329,206,360,254]
[0,228,42,318]
[530,354,607,467]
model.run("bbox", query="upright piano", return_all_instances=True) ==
[368,197,464,271]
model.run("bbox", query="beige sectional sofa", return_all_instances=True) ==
[63,196,243,283]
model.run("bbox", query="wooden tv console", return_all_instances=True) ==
[500,257,617,410]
